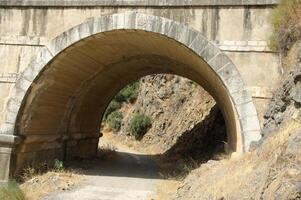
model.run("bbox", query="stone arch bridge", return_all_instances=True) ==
[0,0,281,182]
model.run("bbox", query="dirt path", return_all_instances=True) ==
[43,136,176,200]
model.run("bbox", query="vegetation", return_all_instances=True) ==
[115,81,139,103]
[103,81,140,132]
[53,159,65,172]
[269,0,301,54]
[106,111,123,132]
[0,181,26,200]
[129,113,152,140]
[103,100,122,121]
[17,159,65,182]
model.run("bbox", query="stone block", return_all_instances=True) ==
[224,74,246,94]
[231,89,253,105]
[22,66,37,82]
[4,111,18,125]
[113,13,125,30]
[199,42,221,63]
[188,34,209,55]
[15,77,31,92]
[176,26,199,47]
[217,62,239,81]
[123,12,137,30]
[236,101,258,118]
[9,87,26,104]
[240,115,261,132]
[32,47,53,72]
[0,124,14,135]
[7,99,21,113]
[208,53,232,72]
[242,130,262,151]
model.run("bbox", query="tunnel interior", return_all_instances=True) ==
[11,30,241,174]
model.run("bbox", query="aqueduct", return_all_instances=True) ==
[0,0,281,182]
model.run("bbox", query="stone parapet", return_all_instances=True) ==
[0,0,279,7]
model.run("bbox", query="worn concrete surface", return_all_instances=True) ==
[43,143,161,200]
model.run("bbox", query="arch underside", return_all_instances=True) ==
[0,13,261,173]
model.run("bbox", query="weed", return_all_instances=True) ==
[54,159,64,172]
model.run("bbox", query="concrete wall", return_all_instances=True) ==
[0,4,281,127]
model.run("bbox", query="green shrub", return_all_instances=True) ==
[103,81,139,123]
[269,0,301,53]
[106,111,123,132]
[53,159,64,172]
[115,81,139,103]
[129,113,151,140]
[0,181,26,200]
[103,100,122,120]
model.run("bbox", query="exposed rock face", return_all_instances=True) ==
[116,74,223,154]
[263,63,301,135]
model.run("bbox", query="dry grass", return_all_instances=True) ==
[20,170,82,200]
[9,159,84,200]
[171,119,301,200]
[270,0,301,54]
[149,180,181,200]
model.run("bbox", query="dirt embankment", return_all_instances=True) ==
[172,57,301,200]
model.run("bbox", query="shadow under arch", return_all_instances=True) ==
[0,12,261,178]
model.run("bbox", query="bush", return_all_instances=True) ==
[106,111,123,132]
[0,181,26,200]
[129,113,151,140]
[115,81,139,103]
[103,100,122,120]
[269,0,301,53]
[103,81,139,123]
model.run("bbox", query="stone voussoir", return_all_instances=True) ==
[231,89,253,106]
[236,102,259,119]
[208,53,232,72]
[240,115,261,133]
[217,62,239,81]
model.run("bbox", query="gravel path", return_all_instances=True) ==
[43,142,162,200]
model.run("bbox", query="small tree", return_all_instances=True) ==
[129,113,152,140]
[106,111,123,132]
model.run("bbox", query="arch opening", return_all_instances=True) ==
[0,13,261,175]
[99,74,228,177]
